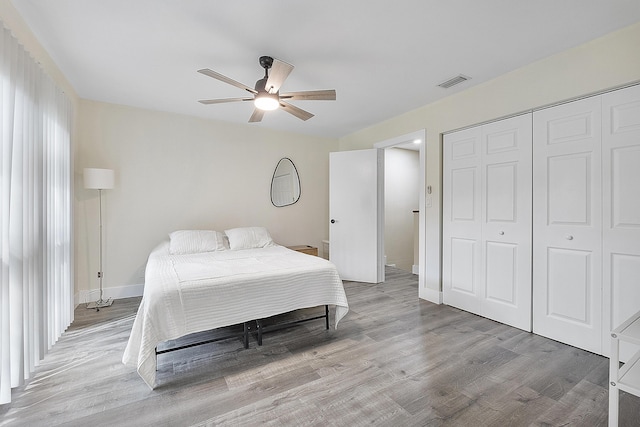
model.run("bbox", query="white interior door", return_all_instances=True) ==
[443,114,532,331]
[533,96,603,354]
[329,149,384,283]
[602,84,640,359]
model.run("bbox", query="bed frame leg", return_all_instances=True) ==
[243,322,249,349]
[256,319,263,346]
[325,305,329,330]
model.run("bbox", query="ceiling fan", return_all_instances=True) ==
[197,56,336,123]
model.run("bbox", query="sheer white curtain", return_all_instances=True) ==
[0,21,73,404]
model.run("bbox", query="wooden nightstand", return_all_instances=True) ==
[286,245,318,256]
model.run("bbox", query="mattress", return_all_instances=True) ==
[122,242,349,388]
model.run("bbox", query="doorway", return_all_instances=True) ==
[374,130,427,297]
[384,146,419,273]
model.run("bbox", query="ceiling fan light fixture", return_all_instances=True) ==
[198,56,335,122]
[254,93,279,111]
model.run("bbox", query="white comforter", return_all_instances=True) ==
[122,243,349,388]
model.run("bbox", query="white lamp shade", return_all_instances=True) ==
[84,168,115,190]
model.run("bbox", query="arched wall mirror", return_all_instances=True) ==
[271,157,301,207]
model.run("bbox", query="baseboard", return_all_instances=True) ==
[75,283,144,307]
[412,264,419,275]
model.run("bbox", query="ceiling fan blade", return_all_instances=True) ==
[280,90,336,101]
[280,101,314,121]
[249,108,265,123]
[265,59,294,94]
[198,97,253,105]
[198,68,257,94]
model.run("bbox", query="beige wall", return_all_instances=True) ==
[76,100,338,302]
[339,22,640,301]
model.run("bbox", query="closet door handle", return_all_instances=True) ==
[498,231,504,235]
[566,235,574,240]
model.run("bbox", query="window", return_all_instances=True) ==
[0,21,73,404]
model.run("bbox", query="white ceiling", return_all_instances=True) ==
[11,0,640,138]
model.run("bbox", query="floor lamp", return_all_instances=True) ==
[84,168,115,310]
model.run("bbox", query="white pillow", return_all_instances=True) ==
[224,227,274,250]
[168,230,226,254]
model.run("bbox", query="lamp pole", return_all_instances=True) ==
[84,168,115,311]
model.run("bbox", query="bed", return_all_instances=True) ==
[122,227,349,389]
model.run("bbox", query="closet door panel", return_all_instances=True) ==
[611,147,640,227]
[485,163,517,221]
[547,153,592,225]
[481,114,532,331]
[546,247,592,323]
[450,238,476,295]
[533,96,602,354]
[485,241,517,304]
[443,127,482,313]
[610,254,640,319]
[602,84,640,359]
[444,114,532,331]
[451,168,478,224]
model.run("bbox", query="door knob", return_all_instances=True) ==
[330,219,336,224]
[566,235,574,240]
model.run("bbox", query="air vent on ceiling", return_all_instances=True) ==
[437,74,471,89]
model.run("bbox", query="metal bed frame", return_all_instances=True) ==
[255,305,329,346]
[155,305,330,361]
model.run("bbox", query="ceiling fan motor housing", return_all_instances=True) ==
[256,56,277,95]
[255,77,270,94]
[259,56,274,70]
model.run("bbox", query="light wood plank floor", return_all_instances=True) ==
[1,267,638,426]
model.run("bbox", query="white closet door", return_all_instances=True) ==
[533,96,603,354]
[444,114,532,331]
[602,84,640,359]
[481,115,532,331]
[443,126,482,314]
